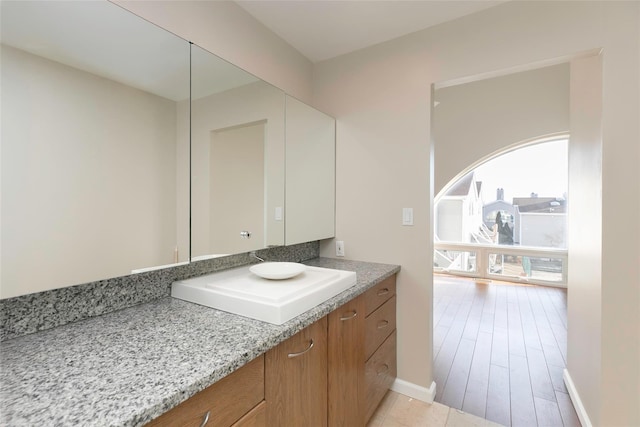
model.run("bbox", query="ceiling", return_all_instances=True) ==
[2,1,507,99]
[236,0,506,63]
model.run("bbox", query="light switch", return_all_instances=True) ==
[402,208,414,226]
[275,206,283,221]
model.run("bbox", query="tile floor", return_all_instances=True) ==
[368,390,505,427]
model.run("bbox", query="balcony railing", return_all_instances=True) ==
[434,241,568,287]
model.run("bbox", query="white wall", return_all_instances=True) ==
[313,2,639,424]
[112,0,313,104]
[1,45,180,298]
[519,213,567,248]
[433,63,569,194]
[436,199,464,242]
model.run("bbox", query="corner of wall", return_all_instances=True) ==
[563,369,593,427]
[391,379,437,403]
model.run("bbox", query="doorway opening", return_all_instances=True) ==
[432,136,575,426]
[434,136,568,287]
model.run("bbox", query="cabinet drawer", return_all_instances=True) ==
[364,276,396,316]
[365,296,396,360]
[146,355,265,427]
[232,401,266,427]
[364,331,397,423]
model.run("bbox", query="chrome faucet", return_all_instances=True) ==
[250,251,265,262]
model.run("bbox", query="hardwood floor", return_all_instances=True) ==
[433,275,581,426]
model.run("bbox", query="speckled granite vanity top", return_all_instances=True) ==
[0,258,399,427]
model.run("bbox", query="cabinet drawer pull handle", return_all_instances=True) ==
[288,339,314,358]
[199,410,210,427]
[376,364,390,375]
[340,310,358,321]
[377,320,389,329]
[377,288,390,297]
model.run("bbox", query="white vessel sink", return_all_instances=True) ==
[171,264,357,325]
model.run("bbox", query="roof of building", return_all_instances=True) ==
[513,197,567,213]
[445,172,476,197]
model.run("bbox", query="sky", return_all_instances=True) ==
[473,139,568,204]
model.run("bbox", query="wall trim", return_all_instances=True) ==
[391,379,436,403]
[563,369,593,427]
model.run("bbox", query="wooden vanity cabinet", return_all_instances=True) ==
[328,296,365,426]
[147,274,397,427]
[265,316,328,427]
[326,274,398,426]
[145,355,265,427]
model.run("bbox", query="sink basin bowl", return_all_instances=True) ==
[249,262,306,280]
[171,264,357,324]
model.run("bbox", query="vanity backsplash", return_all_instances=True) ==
[0,241,319,341]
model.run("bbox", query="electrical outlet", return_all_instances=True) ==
[336,240,345,257]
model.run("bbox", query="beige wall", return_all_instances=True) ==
[1,46,180,298]
[567,53,603,425]
[433,63,570,195]
[112,0,313,104]
[313,1,639,424]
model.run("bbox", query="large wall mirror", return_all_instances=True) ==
[1,0,335,300]
[285,95,335,245]
[1,1,191,298]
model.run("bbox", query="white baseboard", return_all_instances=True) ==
[563,369,593,427]
[390,379,436,403]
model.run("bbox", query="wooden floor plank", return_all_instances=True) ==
[547,364,568,394]
[518,288,543,351]
[486,364,511,426]
[494,286,509,329]
[542,342,566,370]
[507,300,527,357]
[509,354,537,426]
[433,333,459,392]
[434,324,450,350]
[433,277,576,427]
[534,397,564,427]
[462,331,493,418]
[526,347,557,402]
[556,391,582,427]
[545,287,569,329]
[439,338,476,409]
[491,327,509,369]
[462,294,484,341]
[433,301,469,391]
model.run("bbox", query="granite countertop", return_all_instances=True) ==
[0,258,399,427]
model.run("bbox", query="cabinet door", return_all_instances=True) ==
[328,296,365,426]
[265,317,328,427]
[145,355,264,427]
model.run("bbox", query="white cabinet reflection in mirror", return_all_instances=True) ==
[285,96,336,245]
[189,43,286,260]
